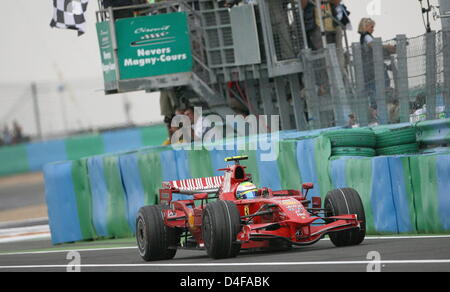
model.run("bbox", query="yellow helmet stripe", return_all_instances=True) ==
[240,189,257,195]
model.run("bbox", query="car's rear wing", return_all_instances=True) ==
[160,176,224,204]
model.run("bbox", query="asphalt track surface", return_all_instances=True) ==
[0,177,45,212]
[0,236,450,272]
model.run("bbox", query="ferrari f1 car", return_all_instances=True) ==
[136,156,366,261]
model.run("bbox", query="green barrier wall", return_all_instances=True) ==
[276,141,302,190]
[103,155,133,238]
[398,157,418,232]
[0,144,30,176]
[188,147,214,179]
[66,134,105,161]
[334,158,377,234]
[409,155,443,233]
[140,124,168,146]
[71,158,98,240]
[313,136,333,200]
[137,149,164,206]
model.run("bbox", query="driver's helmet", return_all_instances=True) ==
[236,182,258,200]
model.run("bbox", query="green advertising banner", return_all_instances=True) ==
[115,12,193,80]
[96,21,118,91]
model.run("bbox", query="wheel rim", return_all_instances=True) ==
[137,218,147,255]
[202,212,212,249]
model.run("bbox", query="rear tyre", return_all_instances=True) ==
[136,205,180,261]
[202,200,242,259]
[324,188,366,247]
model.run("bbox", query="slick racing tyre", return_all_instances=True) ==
[376,142,419,156]
[323,128,376,148]
[375,127,417,148]
[136,205,180,261]
[202,200,242,259]
[325,188,366,247]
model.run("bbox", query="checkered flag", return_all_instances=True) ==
[50,0,90,36]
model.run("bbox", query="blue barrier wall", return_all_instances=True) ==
[119,152,145,233]
[27,140,67,172]
[103,128,143,154]
[257,154,282,191]
[296,139,322,197]
[436,157,450,230]
[43,161,83,244]
[387,157,416,233]
[87,156,110,238]
[329,157,399,234]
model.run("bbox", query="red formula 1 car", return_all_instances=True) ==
[136,156,366,261]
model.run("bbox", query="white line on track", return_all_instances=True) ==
[0,225,50,236]
[0,246,138,256]
[1,260,450,270]
[0,233,51,244]
[0,235,449,257]
[356,235,450,240]
[0,225,51,243]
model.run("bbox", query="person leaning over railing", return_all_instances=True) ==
[358,17,396,124]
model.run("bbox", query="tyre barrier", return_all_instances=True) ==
[376,143,420,156]
[374,127,417,148]
[43,128,450,244]
[331,147,376,158]
[324,128,376,159]
[372,126,419,157]
[323,128,376,148]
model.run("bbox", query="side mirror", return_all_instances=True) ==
[312,196,322,209]
[302,183,314,190]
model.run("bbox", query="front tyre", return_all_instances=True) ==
[325,188,366,247]
[136,205,179,261]
[202,200,242,259]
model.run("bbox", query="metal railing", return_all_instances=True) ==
[342,30,450,128]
